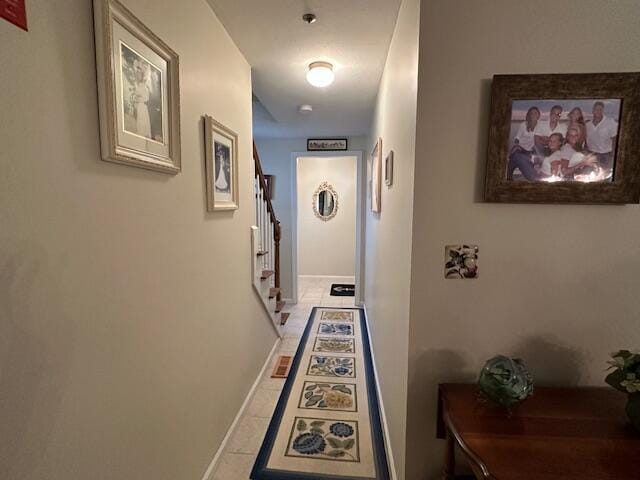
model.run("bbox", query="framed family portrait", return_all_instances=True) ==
[370,137,382,212]
[204,115,239,211]
[93,0,181,174]
[485,73,640,203]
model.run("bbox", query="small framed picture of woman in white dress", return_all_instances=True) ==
[94,0,181,174]
[204,116,239,211]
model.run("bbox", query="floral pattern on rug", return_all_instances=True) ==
[321,311,354,323]
[307,355,355,378]
[298,381,357,412]
[313,337,355,353]
[318,322,354,336]
[286,417,360,463]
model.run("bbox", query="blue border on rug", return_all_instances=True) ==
[250,307,391,480]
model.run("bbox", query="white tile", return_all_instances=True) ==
[285,315,307,325]
[283,324,305,338]
[279,337,301,353]
[305,288,324,295]
[259,373,286,391]
[320,299,342,307]
[213,453,255,480]
[341,298,356,307]
[300,295,322,302]
[301,291,322,297]
[246,388,281,418]
[226,416,270,454]
[286,315,308,324]
[298,306,319,314]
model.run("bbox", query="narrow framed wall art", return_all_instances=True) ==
[385,150,394,186]
[370,137,382,212]
[204,115,239,211]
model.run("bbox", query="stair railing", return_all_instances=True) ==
[253,142,281,305]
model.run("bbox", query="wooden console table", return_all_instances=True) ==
[437,383,640,480]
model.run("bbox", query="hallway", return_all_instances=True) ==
[211,276,357,479]
[6,1,639,479]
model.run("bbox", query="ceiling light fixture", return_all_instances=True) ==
[298,104,313,114]
[306,62,335,88]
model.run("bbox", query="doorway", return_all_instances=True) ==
[291,151,364,306]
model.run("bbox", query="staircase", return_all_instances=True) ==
[252,142,289,335]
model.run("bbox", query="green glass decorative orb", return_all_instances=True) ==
[479,355,533,408]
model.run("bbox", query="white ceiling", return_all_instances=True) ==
[207,0,401,139]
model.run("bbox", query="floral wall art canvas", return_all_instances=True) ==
[445,244,479,279]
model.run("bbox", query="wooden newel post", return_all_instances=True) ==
[275,221,281,302]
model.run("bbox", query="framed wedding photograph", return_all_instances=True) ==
[93,0,181,174]
[370,137,382,212]
[485,73,640,203]
[204,115,239,211]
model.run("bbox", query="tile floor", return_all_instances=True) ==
[212,276,356,480]
[296,275,358,307]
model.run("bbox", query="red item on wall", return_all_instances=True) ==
[1,0,27,31]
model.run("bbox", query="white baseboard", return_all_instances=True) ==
[362,303,398,480]
[201,337,281,480]
[298,275,356,280]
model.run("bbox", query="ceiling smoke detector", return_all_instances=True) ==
[306,62,335,88]
[302,13,317,24]
[298,104,313,114]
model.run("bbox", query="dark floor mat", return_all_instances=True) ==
[330,283,355,296]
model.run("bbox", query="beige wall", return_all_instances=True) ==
[297,156,357,276]
[255,136,367,298]
[407,1,640,479]
[363,0,420,478]
[0,2,277,480]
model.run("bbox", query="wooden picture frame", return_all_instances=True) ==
[307,138,348,151]
[371,137,382,212]
[94,0,181,174]
[264,174,274,199]
[485,73,640,204]
[204,115,239,211]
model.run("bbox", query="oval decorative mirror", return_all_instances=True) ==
[313,182,338,221]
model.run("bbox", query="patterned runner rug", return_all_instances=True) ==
[251,307,390,480]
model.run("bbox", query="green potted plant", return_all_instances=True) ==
[606,350,640,431]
